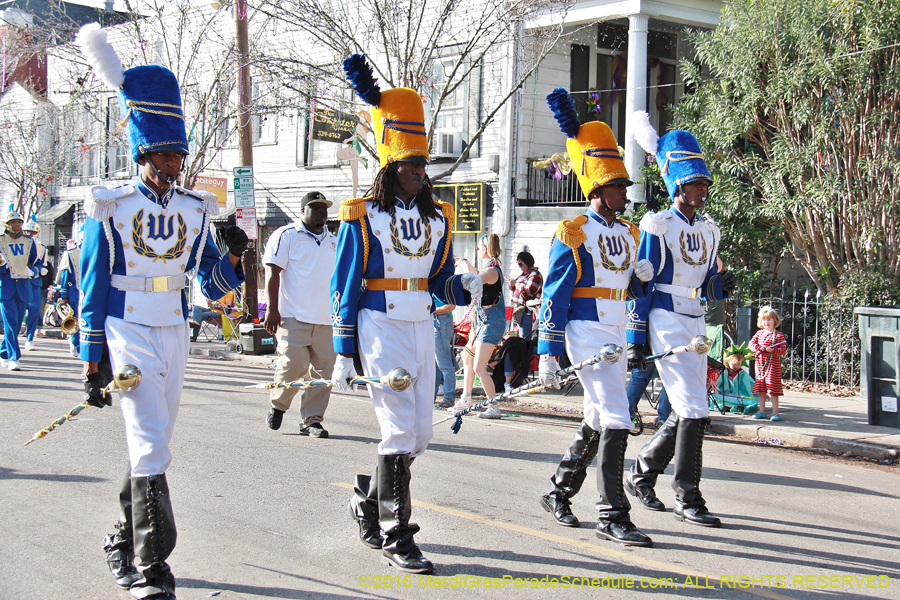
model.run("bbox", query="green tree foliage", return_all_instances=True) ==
[674,0,900,299]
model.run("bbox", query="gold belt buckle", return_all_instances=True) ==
[151,276,169,293]
[612,289,625,301]
[405,278,420,292]
[689,287,700,299]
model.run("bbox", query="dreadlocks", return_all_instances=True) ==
[367,162,440,221]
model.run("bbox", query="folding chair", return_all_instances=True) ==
[197,316,221,342]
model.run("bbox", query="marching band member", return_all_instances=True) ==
[0,204,41,371]
[58,236,82,356]
[335,54,481,574]
[22,215,48,350]
[75,23,246,600]
[624,112,735,528]
[537,89,654,547]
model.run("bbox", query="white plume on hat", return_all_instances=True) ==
[629,111,659,156]
[75,23,125,89]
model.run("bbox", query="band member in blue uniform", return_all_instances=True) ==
[624,112,736,528]
[335,55,481,574]
[22,215,49,351]
[537,89,654,546]
[0,204,41,371]
[76,23,247,600]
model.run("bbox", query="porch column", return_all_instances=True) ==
[625,13,649,204]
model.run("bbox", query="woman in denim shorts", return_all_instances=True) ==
[451,233,506,419]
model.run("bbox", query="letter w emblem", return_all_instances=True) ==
[685,233,701,253]
[399,218,422,241]
[146,214,175,241]
[9,243,25,256]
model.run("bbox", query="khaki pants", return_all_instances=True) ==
[270,318,335,426]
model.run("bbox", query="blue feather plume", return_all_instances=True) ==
[546,87,580,138]
[343,54,381,107]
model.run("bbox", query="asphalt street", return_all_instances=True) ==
[2,338,899,600]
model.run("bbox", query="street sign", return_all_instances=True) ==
[235,207,258,240]
[233,165,255,208]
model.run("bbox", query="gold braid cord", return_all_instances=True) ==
[429,201,454,277]
[618,217,641,247]
[555,215,588,283]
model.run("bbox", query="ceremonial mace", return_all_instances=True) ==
[245,367,412,392]
[643,335,713,364]
[24,365,142,446]
[434,344,624,434]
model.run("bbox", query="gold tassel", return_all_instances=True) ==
[555,214,588,249]
[436,200,455,231]
[338,197,369,221]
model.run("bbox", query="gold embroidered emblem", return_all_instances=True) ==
[389,215,432,260]
[679,230,708,267]
[597,234,631,273]
[132,209,187,263]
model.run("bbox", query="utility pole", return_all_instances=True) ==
[235,0,257,322]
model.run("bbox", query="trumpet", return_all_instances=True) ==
[57,302,79,337]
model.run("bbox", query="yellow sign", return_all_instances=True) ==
[193,174,228,207]
[434,183,484,233]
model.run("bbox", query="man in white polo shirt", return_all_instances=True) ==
[263,191,337,437]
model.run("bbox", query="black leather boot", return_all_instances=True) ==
[378,454,433,574]
[104,469,140,589]
[626,413,679,511]
[540,421,600,527]
[672,418,721,527]
[130,474,177,600]
[594,429,652,547]
[349,466,383,549]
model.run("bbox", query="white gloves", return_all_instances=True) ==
[633,259,653,282]
[331,355,357,392]
[461,272,483,300]
[40,267,48,276]
[538,355,561,389]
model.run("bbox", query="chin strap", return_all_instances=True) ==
[143,154,187,209]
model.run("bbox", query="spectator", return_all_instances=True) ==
[750,306,786,421]
[508,251,543,338]
[712,343,758,414]
[188,275,221,342]
[263,191,337,438]
[433,298,456,408]
[453,233,506,419]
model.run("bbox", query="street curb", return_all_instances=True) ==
[189,347,276,365]
[708,421,900,462]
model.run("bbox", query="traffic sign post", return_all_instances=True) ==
[235,208,258,240]
[233,166,255,208]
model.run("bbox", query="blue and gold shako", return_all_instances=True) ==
[655,130,712,199]
[118,64,189,163]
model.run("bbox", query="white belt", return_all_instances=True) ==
[110,274,187,293]
[655,283,702,299]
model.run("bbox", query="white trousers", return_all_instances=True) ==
[357,309,435,456]
[105,317,189,476]
[648,308,709,419]
[565,320,631,430]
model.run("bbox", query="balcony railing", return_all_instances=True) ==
[521,161,584,206]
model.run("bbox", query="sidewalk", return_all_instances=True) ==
[507,386,900,463]
[185,336,900,463]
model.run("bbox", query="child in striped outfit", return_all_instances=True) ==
[750,306,786,421]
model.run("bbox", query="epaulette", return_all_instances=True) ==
[555,214,588,248]
[639,210,670,237]
[617,217,641,246]
[338,197,370,222]
[84,185,135,221]
[176,185,220,216]
[435,200,455,231]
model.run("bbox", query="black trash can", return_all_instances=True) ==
[855,307,900,429]
[238,323,276,355]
